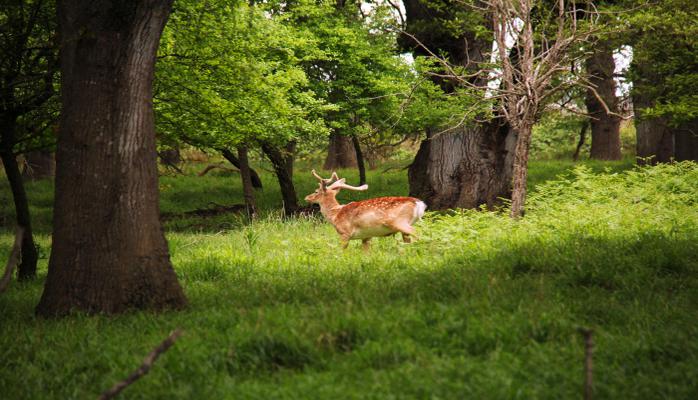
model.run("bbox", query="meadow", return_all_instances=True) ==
[1,157,697,399]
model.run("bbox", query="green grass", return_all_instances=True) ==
[1,159,696,399]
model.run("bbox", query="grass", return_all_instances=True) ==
[1,158,696,399]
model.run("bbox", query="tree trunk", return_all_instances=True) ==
[0,125,38,279]
[36,0,186,316]
[674,122,698,162]
[585,42,621,160]
[633,85,674,164]
[409,122,516,210]
[323,132,357,170]
[573,121,589,161]
[510,123,533,218]
[401,0,516,210]
[22,150,55,180]
[220,148,262,188]
[351,134,366,185]
[632,49,675,165]
[261,142,298,216]
[237,145,256,217]
[284,141,296,179]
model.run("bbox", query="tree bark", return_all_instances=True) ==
[220,148,262,188]
[22,150,55,180]
[0,152,38,280]
[633,84,674,165]
[632,48,675,164]
[402,0,516,210]
[261,142,298,216]
[323,132,357,170]
[284,140,296,179]
[408,122,516,210]
[585,43,621,160]
[36,0,186,316]
[351,134,366,185]
[237,145,256,217]
[1,117,38,280]
[510,123,533,218]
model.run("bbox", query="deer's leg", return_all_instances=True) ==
[390,222,417,243]
[362,238,371,251]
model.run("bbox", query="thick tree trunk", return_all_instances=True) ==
[401,0,516,210]
[633,84,674,164]
[237,145,256,217]
[510,123,533,218]
[22,150,55,180]
[351,134,366,185]
[635,116,673,164]
[632,50,676,164]
[0,143,38,280]
[409,122,516,209]
[36,0,186,316]
[633,89,697,164]
[585,43,621,160]
[261,142,298,216]
[323,132,357,170]
[220,148,262,188]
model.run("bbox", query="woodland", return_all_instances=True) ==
[1,0,697,398]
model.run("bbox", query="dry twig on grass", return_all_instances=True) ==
[98,329,183,400]
[0,227,24,294]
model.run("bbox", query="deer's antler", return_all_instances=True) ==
[327,178,368,191]
[311,169,340,188]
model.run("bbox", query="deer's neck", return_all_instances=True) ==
[318,196,343,224]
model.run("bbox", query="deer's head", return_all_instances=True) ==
[304,170,368,205]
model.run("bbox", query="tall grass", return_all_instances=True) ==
[0,161,696,399]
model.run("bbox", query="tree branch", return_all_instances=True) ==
[98,329,184,400]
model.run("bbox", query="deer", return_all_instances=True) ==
[304,170,427,250]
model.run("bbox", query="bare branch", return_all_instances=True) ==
[98,329,183,400]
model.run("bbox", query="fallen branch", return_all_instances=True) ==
[98,329,183,400]
[160,203,246,221]
[198,164,239,176]
[382,164,410,173]
[0,227,24,294]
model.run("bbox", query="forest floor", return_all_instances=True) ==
[1,157,697,399]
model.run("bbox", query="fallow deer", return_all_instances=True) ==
[304,170,426,250]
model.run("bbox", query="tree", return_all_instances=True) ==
[585,39,622,160]
[324,132,357,170]
[36,0,187,316]
[628,0,698,163]
[400,0,517,210]
[482,0,602,217]
[0,0,59,280]
[289,0,421,178]
[155,1,330,213]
